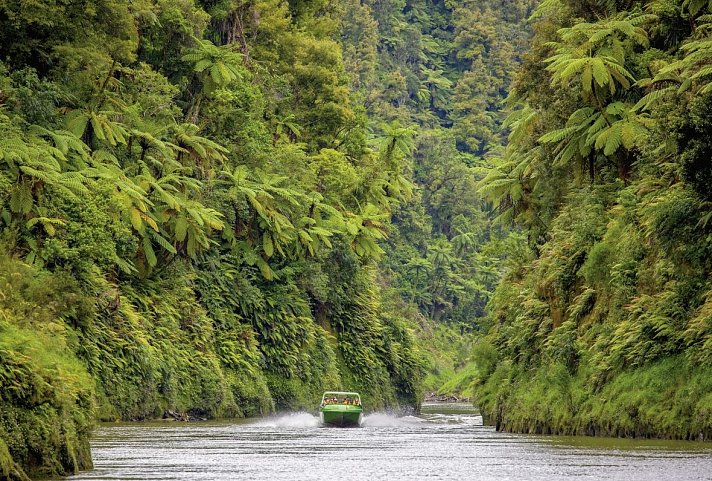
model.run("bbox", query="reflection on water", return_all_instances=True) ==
[66,403,712,481]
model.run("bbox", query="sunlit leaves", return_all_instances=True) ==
[346,203,388,258]
[219,165,356,276]
[545,14,653,100]
[538,103,650,164]
[0,131,91,218]
[182,38,245,94]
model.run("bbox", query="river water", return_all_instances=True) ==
[66,403,712,481]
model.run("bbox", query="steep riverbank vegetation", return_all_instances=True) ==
[0,0,541,475]
[8,0,712,477]
[0,1,443,478]
[472,0,712,440]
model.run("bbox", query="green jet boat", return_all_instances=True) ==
[319,391,363,427]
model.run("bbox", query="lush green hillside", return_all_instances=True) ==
[0,1,428,478]
[7,0,711,478]
[0,0,539,476]
[362,0,535,329]
[473,0,712,440]
[0,0,541,476]
[337,0,535,401]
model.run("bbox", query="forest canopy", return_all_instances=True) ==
[3,0,712,479]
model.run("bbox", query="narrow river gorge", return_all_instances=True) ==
[62,403,712,481]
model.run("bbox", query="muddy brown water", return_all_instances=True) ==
[64,403,712,480]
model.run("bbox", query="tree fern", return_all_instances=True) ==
[29,126,90,164]
[683,0,712,16]
[173,123,229,173]
[539,125,582,144]
[648,28,712,96]
[530,0,565,20]
[477,149,540,228]
[595,122,623,156]
[182,38,245,93]
[546,13,653,102]
[9,182,33,214]
[633,86,676,112]
[26,216,66,236]
[538,11,656,178]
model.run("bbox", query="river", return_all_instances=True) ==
[65,403,712,481]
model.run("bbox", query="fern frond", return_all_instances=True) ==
[539,126,580,144]
[633,87,676,112]
[150,230,177,254]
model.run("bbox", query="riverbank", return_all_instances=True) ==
[0,255,424,480]
[474,355,712,441]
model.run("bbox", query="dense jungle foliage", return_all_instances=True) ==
[7,0,712,478]
[471,0,712,441]
[0,0,451,478]
[0,0,536,478]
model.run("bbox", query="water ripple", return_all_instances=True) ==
[66,404,712,481]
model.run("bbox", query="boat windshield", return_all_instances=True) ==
[321,392,361,406]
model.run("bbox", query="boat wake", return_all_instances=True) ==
[361,413,423,427]
[251,411,427,429]
[252,412,321,429]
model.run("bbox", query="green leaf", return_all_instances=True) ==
[151,231,177,255]
[143,237,157,267]
[603,124,623,156]
[257,258,275,280]
[175,216,188,242]
[90,115,106,141]
[114,255,137,274]
[130,207,143,231]
[581,63,593,93]
[539,126,579,144]
[10,183,33,214]
[263,233,274,257]
[591,58,610,88]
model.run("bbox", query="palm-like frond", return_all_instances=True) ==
[182,38,246,93]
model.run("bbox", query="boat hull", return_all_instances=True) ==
[319,407,363,427]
